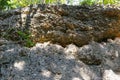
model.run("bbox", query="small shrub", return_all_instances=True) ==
[16,30,35,47]
[80,0,120,6]
[80,0,96,6]
[2,28,35,47]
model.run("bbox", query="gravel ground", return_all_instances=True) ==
[1,38,120,80]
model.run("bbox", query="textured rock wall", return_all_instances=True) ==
[1,4,120,80]
[0,4,120,46]
[1,38,120,80]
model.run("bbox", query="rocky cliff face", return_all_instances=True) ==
[0,4,120,47]
[1,4,120,80]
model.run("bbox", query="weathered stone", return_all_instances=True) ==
[1,38,120,80]
[1,4,120,80]
[0,4,120,47]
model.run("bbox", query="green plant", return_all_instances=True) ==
[0,0,10,10]
[80,0,96,5]
[44,0,65,4]
[17,30,35,47]
[7,0,41,9]
[1,0,120,11]
[2,28,35,47]
[103,0,116,4]
[80,0,120,5]
[5,0,65,10]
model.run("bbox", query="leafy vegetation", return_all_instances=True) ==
[0,0,10,10]
[80,0,119,5]
[0,0,67,10]
[0,0,120,11]
[2,28,35,47]
[16,30,35,47]
[80,0,96,6]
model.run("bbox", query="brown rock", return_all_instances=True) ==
[0,5,120,47]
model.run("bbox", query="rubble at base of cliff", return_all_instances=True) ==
[1,38,120,80]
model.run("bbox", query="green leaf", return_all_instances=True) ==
[60,0,66,4]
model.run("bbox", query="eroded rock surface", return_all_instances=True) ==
[1,38,120,80]
[0,5,120,46]
[1,4,120,80]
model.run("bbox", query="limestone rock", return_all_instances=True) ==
[1,38,120,80]
[0,5,120,46]
[1,5,120,80]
